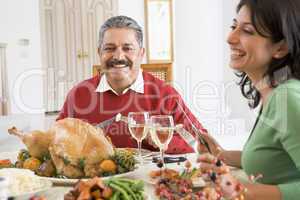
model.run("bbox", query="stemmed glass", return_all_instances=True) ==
[128,112,150,164]
[149,115,174,168]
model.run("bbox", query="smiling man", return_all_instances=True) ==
[57,16,205,154]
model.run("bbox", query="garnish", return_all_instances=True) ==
[78,158,85,170]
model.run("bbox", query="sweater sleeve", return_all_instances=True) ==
[56,96,70,121]
[56,87,77,121]
[160,86,206,154]
[273,86,300,200]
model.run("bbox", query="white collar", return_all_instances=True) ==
[95,69,144,95]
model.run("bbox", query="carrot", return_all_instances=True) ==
[0,159,13,168]
[0,159,12,165]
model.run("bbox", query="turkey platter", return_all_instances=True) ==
[6,118,137,179]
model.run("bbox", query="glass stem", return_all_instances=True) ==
[137,140,143,165]
[160,147,165,168]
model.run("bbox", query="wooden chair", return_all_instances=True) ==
[92,63,173,84]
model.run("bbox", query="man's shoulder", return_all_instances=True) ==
[142,71,171,87]
[143,71,177,94]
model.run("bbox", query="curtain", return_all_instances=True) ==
[0,43,9,115]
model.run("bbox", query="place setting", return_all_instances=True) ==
[0,112,247,200]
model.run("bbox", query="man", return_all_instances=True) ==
[58,15,205,154]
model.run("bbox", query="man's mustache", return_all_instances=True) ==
[106,59,132,68]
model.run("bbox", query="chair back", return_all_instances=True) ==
[92,63,173,84]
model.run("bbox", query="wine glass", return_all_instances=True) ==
[128,112,150,164]
[149,115,174,168]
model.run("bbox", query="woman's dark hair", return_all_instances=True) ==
[236,0,300,108]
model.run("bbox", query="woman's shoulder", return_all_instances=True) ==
[268,79,300,110]
[271,79,300,99]
[275,78,300,91]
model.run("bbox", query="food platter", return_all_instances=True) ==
[38,166,141,185]
[0,150,142,186]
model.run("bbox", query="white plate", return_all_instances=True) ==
[145,174,206,188]
[118,148,160,160]
[11,179,52,200]
[0,168,52,199]
[138,163,206,188]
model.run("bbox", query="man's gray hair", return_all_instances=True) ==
[98,15,143,48]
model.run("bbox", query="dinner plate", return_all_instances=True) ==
[0,168,52,199]
[11,180,52,200]
[145,174,206,188]
[119,147,159,158]
[138,163,206,188]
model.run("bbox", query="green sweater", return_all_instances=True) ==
[242,79,300,200]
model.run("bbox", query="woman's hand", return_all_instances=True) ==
[197,133,224,156]
[197,153,229,174]
[197,153,246,200]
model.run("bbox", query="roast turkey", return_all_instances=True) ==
[8,118,114,178]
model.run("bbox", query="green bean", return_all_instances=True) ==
[110,180,137,200]
[109,182,132,200]
[117,178,138,184]
[110,191,120,200]
[136,191,144,200]
[117,178,144,192]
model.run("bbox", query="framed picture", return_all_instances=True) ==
[144,0,174,63]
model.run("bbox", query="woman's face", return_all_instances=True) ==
[227,6,279,77]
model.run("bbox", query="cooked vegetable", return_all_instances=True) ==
[62,156,70,165]
[106,178,145,200]
[78,158,85,170]
[102,187,113,199]
[112,149,137,173]
[41,153,51,162]
[64,177,114,200]
[17,149,31,162]
[91,189,101,199]
[36,160,56,177]
[23,157,41,172]
[99,159,117,173]
[15,160,24,168]
[0,159,13,168]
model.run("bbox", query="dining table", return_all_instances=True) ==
[0,114,248,200]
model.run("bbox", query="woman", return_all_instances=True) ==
[198,0,300,199]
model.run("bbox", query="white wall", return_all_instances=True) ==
[118,0,147,63]
[0,0,252,149]
[174,0,223,118]
[0,0,44,114]
[117,0,252,149]
[173,0,251,149]
[222,0,255,133]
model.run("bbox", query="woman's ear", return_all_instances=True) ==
[273,40,289,59]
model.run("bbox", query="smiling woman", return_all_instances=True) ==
[197,0,300,199]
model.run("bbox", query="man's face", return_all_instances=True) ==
[98,28,144,84]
